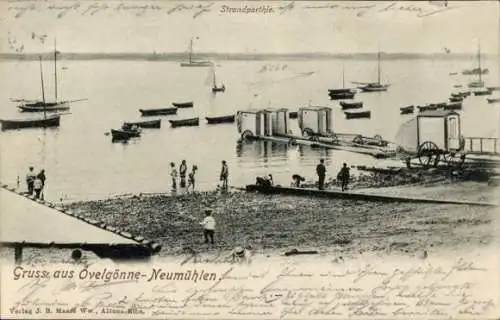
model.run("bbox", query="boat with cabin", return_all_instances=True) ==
[139,107,177,116]
[169,117,200,128]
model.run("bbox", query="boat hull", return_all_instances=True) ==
[487,98,500,104]
[400,106,414,114]
[1,115,60,130]
[18,101,70,112]
[169,118,200,128]
[474,90,492,96]
[360,86,389,92]
[172,102,194,108]
[123,119,161,128]
[212,87,226,93]
[139,108,177,116]
[340,101,363,110]
[111,129,141,140]
[344,111,371,119]
[180,61,213,67]
[205,115,235,124]
[329,92,355,100]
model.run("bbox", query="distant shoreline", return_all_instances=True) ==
[0,52,496,62]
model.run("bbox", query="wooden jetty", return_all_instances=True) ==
[0,185,161,263]
[245,184,497,207]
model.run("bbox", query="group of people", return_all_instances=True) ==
[25,166,46,199]
[169,160,229,193]
[316,159,351,191]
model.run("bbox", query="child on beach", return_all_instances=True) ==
[200,209,215,244]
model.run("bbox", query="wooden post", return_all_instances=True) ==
[14,246,23,265]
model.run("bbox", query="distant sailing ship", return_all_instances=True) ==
[467,42,487,88]
[180,37,213,67]
[17,40,70,112]
[356,51,390,92]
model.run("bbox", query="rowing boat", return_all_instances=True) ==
[205,115,235,124]
[1,114,60,130]
[111,128,141,140]
[340,101,363,110]
[169,117,199,128]
[172,101,194,108]
[344,110,371,119]
[123,119,161,128]
[139,107,177,116]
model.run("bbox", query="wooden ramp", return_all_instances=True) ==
[0,185,161,261]
[245,184,497,207]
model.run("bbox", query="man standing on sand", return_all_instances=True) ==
[316,159,326,190]
[200,209,215,244]
[179,160,187,189]
[170,162,177,191]
[219,160,229,189]
[26,166,36,195]
[339,163,350,191]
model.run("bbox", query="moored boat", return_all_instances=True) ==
[205,115,235,124]
[487,98,500,104]
[449,96,463,103]
[473,89,492,96]
[344,110,371,119]
[1,114,60,131]
[172,101,194,108]
[417,105,439,112]
[169,117,200,127]
[329,91,355,100]
[400,105,414,114]
[139,107,177,116]
[444,102,462,110]
[340,101,363,110]
[123,119,161,128]
[111,128,141,140]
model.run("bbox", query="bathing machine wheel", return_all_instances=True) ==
[302,128,315,138]
[241,130,255,140]
[417,141,441,168]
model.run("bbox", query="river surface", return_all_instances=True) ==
[0,58,499,201]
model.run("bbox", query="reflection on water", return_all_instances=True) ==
[236,140,288,160]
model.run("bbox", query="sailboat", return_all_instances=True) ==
[357,51,390,92]
[1,56,61,130]
[17,40,77,112]
[180,37,213,67]
[328,67,355,100]
[467,42,486,88]
[210,66,225,93]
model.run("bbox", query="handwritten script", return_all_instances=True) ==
[2,257,497,318]
[5,1,458,19]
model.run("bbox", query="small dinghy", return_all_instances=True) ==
[400,105,414,115]
[340,101,363,110]
[123,119,161,128]
[172,101,194,108]
[111,128,141,141]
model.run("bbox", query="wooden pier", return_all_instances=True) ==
[0,185,161,263]
[245,184,497,207]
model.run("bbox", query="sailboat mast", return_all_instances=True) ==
[377,51,381,84]
[189,38,193,63]
[478,42,482,83]
[39,56,46,104]
[212,67,216,87]
[54,38,58,103]
[342,66,345,88]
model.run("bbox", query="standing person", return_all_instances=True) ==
[37,169,46,200]
[339,163,350,191]
[170,162,177,191]
[179,160,187,189]
[187,165,198,192]
[316,159,326,190]
[33,176,43,199]
[200,209,215,244]
[26,167,36,195]
[219,160,229,189]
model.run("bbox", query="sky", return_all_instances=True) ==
[0,0,499,54]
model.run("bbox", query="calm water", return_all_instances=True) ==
[1,58,499,202]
